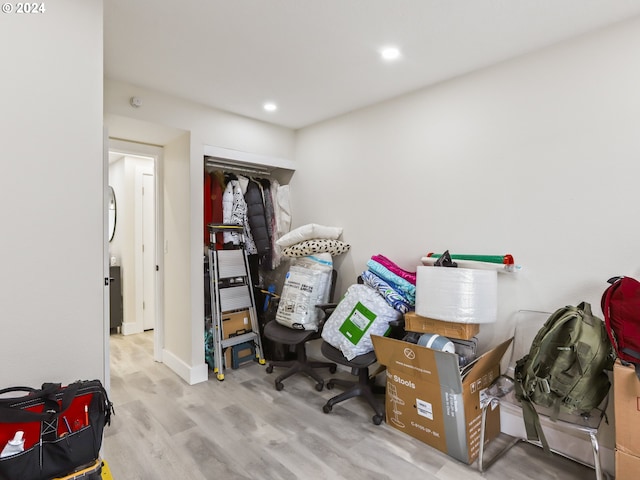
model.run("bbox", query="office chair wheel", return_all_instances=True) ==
[322,403,332,414]
[329,365,337,374]
[315,381,324,392]
[372,414,384,425]
[266,364,274,374]
[275,381,284,391]
[326,380,335,390]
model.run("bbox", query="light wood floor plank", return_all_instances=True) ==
[103,332,599,479]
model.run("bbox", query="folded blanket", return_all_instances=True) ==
[366,259,416,303]
[371,254,417,285]
[361,270,413,313]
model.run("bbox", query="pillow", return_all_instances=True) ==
[276,223,343,247]
[282,239,351,257]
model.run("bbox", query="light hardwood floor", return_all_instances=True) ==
[103,332,597,479]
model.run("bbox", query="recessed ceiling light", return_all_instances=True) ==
[263,102,277,112]
[380,47,401,61]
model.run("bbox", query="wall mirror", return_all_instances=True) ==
[108,186,117,242]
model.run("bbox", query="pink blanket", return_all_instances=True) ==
[371,254,416,285]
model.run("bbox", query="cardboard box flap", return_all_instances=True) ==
[461,337,512,384]
[373,335,512,387]
[372,335,463,392]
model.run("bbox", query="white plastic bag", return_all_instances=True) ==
[275,254,333,330]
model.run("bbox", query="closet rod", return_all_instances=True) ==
[205,158,271,177]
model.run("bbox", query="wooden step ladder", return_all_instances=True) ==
[207,223,265,380]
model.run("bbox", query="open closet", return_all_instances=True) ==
[202,146,295,374]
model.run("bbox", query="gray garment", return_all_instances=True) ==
[245,179,270,256]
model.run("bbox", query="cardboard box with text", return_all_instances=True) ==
[372,335,512,464]
[614,360,640,457]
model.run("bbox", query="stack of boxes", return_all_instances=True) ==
[221,310,252,368]
[373,311,511,465]
[614,360,640,479]
[373,265,507,465]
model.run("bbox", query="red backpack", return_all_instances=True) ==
[601,276,640,377]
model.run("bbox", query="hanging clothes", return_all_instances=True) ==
[245,179,270,258]
[271,180,291,268]
[222,175,257,254]
[260,178,277,269]
[206,163,291,271]
[204,170,226,248]
[210,171,225,250]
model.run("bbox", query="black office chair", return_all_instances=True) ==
[264,270,338,391]
[318,286,405,425]
[320,341,386,425]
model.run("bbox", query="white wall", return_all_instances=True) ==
[161,133,197,379]
[104,80,296,384]
[0,0,104,387]
[293,17,640,472]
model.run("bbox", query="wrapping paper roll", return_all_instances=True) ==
[415,266,497,323]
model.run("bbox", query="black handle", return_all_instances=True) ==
[0,386,36,398]
[0,383,79,423]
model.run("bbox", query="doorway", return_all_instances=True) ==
[108,139,164,363]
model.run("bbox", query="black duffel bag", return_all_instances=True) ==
[0,379,113,480]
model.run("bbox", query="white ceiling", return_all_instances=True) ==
[104,0,640,130]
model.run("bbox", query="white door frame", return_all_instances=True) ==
[108,139,165,363]
[103,128,111,390]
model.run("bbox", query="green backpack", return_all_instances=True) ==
[514,302,614,452]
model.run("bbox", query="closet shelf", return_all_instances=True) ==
[204,144,295,176]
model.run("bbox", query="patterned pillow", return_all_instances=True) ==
[276,223,343,247]
[282,239,351,257]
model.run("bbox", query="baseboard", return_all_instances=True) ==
[162,349,209,385]
[120,322,142,336]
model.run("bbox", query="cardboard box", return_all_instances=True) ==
[404,312,480,340]
[616,449,640,480]
[222,310,251,367]
[372,335,512,464]
[614,360,640,456]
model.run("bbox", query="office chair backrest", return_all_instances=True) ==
[328,269,338,303]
